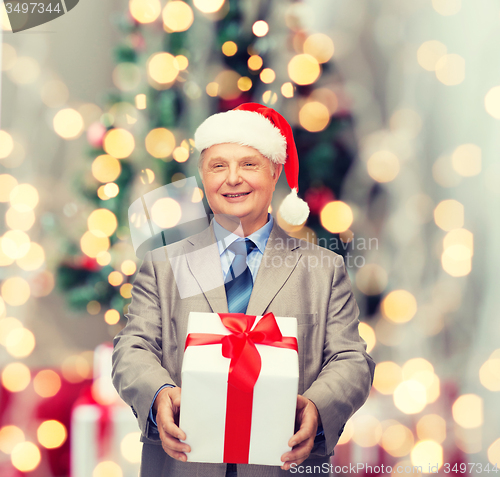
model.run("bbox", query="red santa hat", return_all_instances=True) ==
[194,102,310,225]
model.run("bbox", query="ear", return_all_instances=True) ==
[273,163,283,185]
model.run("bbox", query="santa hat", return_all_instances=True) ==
[194,102,310,225]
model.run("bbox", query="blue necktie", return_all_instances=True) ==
[224,239,257,314]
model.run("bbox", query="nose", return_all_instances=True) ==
[225,164,243,186]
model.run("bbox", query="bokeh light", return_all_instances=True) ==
[108,271,124,287]
[432,0,461,16]
[121,432,142,463]
[10,184,39,212]
[281,82,294,98]
[417,40,447,71]
[320,201,353,233]
[140,168,155,184]
[103,183,119,198]
[214,70,241,100]
[351,415,382,447]
[381,424,414,457]
[103,128,135,159]
[488,438,500,466]
[411,440,443,470]
[0,174,18,202]
[193,0,225,14]
[1,277,31,306]
[16,242,45,271]
[303,33,334,64]
[358,322,375,353]
[129,0,161,23]
[394,380,427,414]
[299,102,330,132]
[237,76,252,92]
[81,231,110,258]
[175,55,189,70]
[163,1,194,32]
[434,199,464,231]
[1,230,31,259]
[121,260,137,275]
[222,41,237,56]
[7,57,40,85]
[443,228,473,261]
[260,68,276,84]
[6,207,36,231]
[479,358,500,391]
[105,309,121,325]
[0,130,14,158]
[382,290,417,324]
[452,394,483,428]
[367,151,400,182]
[88,209,118,238]
[87,300,101,315]
[373,361,403,395]
[252,20,269,37]
[150,198,182,228]
[0,425,25,454]
[417,414,446,443]
[92,155,122,183]
[435,54,465,86]
[2,362,31,392]
[33,370,62,398]
[37,420,67,449]
[120,283,133,298]
[206,82,219,97]
[61,354,92,383]
[148,52,180,86]
[485,86,500,119]
[0,317,23,345]
[5,327,35,358]
[53,108,84,139]
[248,55,263,71]
[262,91,278,105]
[146,128,176,159]
[451,144,481,176]
[11,441,41,472]
[288,54,320,85]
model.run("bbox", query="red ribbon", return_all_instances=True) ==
[184,312,298,463]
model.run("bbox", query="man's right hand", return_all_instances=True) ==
[154,386,191,461]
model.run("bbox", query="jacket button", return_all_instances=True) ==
[131,406,138,418]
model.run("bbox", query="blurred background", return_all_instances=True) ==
[1,0,500,475]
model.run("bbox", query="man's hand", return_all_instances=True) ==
[154,387,191,462]
[281,395,320,471]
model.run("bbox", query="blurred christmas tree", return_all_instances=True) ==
[56,0,362,322]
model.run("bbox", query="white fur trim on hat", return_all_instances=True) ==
[194,110,287,164]
[278,188,310,226]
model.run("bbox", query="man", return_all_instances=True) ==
[112,103,375,477]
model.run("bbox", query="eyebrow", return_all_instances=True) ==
[207,155,261,162]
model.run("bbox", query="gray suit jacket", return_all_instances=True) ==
[112,221,375,477]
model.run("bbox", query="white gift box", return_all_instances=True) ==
[179,312,299,466]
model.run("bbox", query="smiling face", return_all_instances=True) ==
[200,143,282,236]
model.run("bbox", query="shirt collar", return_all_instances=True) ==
[213,214,274,256]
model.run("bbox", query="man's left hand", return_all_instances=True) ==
[281,395,320,471]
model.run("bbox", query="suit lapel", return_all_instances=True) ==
[183,223,228,313]
[247,222,302,316]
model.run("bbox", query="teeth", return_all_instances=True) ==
[226,193,248,197]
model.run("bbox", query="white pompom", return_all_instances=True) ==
[278,189,310,226]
